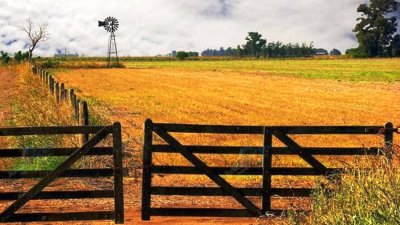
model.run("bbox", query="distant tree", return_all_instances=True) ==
[19,19,49,62]
[176,51,189,60]
[330,49,342,55]
[243,32,267,57]
[14,51,29,63]
[346,47,368,58]
[187,52,199,57]
[390,34,400,57]
[237,45,244,57]
[0,51,11,64]
[353,0,399,57]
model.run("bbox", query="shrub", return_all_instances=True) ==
[345,47,368,58]
[14,51,29,63]
[0,51,11,64]
[176,51,189,60]
[42,59,61,68]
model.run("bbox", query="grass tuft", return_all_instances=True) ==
[289,147,400,225]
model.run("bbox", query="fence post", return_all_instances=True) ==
[262,127,273,214]
[72,94,77,114]
[70,89,75,106]
[32,66,36,74]
[112,122,124,224]
[55,82,60,103]
[60,83,65,101]
[42,70,45,83]
[141,119,153,221]
[79,101,89,145]
[384,122,394,161]
[64,89,69,101]
[45,72,49,85]
[49,76,54,94]
[75,99,80,121]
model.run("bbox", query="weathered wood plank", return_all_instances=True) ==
[55,82,60,103]
[60,83,65,101]
[4,211,115,222]
[79,101,90,145]
[384,122,394,160]
[152,145,382,155]
[151,187,313,197]
[262,128,272,213]
[112,122,124,224]
[69,89,75,105]
[154,123,383,134]
[150,208,292,217]
[0,147,113,157]
[0,126,110,136]
[141,119,153,221]
[0,169,114,179]
[151,166,342,176]
[0,190,114,200]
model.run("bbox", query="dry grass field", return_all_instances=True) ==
[52,59,400,150]
[50,58,400,222]
[1,58,399,224]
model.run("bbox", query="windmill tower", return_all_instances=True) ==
[98,17,119,67]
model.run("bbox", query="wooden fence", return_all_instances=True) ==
[32,66,89,144]
[141,119,398,219]
[0,123,124,223]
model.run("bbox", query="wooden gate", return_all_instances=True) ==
[0,123,124,223]
[141,119,397,220]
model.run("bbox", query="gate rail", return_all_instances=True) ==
[142,119,396,219]
[0,123,124,223]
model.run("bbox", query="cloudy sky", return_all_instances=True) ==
[0,0,379,56]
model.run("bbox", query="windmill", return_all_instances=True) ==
[98,17,119,67]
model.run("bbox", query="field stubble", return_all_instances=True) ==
[49,59,400,223]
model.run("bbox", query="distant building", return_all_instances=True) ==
[54,48,79,58]
[54,53,79,58]
[171,50,177,57]
[313,48,329,55]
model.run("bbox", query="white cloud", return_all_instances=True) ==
[0,0,367,56]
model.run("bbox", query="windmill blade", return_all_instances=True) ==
[100,16,119,33]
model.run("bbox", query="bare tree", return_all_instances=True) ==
[19,19,49,62]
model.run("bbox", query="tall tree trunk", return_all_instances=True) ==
[28,49,33,63]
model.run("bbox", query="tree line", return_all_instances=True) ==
[201,32,340,58]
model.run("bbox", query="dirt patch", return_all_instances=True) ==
[0,68,18,126]
[0,68,19,171]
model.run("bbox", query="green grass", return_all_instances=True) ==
[123,58,400,82]
[41,57,400,82]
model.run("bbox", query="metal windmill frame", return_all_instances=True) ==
[99,17,119,67]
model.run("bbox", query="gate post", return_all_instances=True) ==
[79,101,89,145]
[262,127,273,214]
[141,119,153,220]
[384,122,394,161]
[113,122,124,224]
